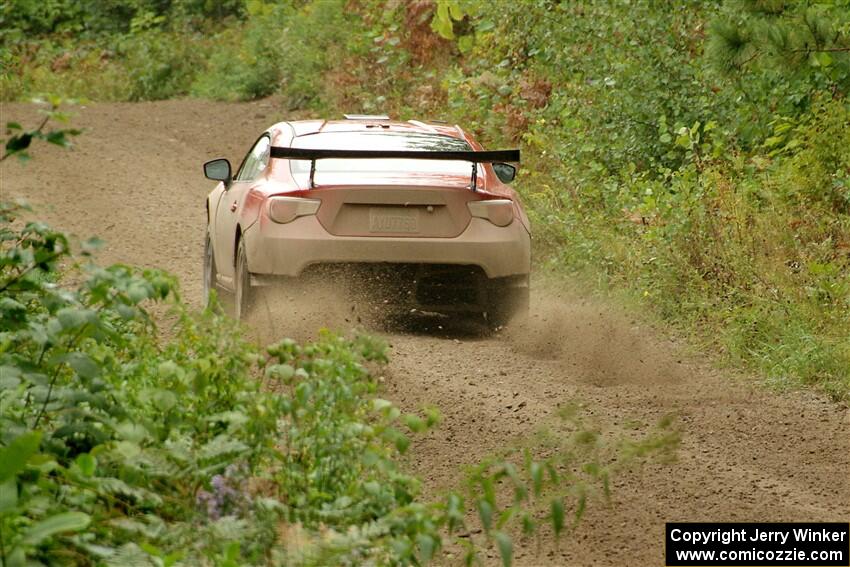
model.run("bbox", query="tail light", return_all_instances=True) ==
[467,199,514,227]
[268,196,321,224]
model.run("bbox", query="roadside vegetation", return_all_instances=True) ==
[3,0,846,401]
[0,0,847,563]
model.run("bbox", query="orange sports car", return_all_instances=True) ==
[202,115,530,327]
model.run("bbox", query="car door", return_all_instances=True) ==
[213,134,271,288]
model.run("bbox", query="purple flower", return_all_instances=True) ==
[196,464,250,520]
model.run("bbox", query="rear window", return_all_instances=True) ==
[289,131,477,177]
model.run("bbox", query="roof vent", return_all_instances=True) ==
[343,114,390,120]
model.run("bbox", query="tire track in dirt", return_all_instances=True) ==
[4,100,848,566]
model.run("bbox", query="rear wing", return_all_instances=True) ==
[269,147,520,189]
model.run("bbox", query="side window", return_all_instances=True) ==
[235,135,271,181]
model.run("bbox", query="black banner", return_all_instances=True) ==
[270,147,520,163]
[666,523,849,566]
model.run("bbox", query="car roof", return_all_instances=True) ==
[270,119,469,141]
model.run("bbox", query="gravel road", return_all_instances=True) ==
[4,100,848,566]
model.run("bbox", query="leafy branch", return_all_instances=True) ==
[2,96,82,163]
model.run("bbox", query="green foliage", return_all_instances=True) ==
[0,0,243,41]
[191,35,276,101]
[120,29,204,101]
[0,40,132,102]
[775,97,850,212]
[0,198,276,564]
[2,96,81,162]
[0,0,239,102]
[0,194,437,562]
[708,1,850,89]
[269,0,368,111]
[706,0,850,143]
[190,3,290,102]
[431,0,464,40]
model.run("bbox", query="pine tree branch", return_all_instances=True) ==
[737,49,762,67]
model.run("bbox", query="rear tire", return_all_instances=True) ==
[234,239,254,320]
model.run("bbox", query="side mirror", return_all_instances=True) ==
[204,158,232,183]
[493,162,516,184]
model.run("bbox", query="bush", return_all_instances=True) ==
[191,9,285,102]
[191,1,369,106]
[0,196,442,564]
[0,200,280,564]
[120,29,204,101]
[776,98,850,213]
[273,0,367,111]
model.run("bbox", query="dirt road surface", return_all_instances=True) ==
[4,100,849,566]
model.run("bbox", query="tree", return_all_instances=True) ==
[708,0,850,95]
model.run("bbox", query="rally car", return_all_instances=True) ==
[202,115,530,327]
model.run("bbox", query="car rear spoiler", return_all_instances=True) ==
[269,147,520,190]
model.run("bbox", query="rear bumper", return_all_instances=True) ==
[244,215,531,279]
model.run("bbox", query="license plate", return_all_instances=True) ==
[369,207,419,234]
